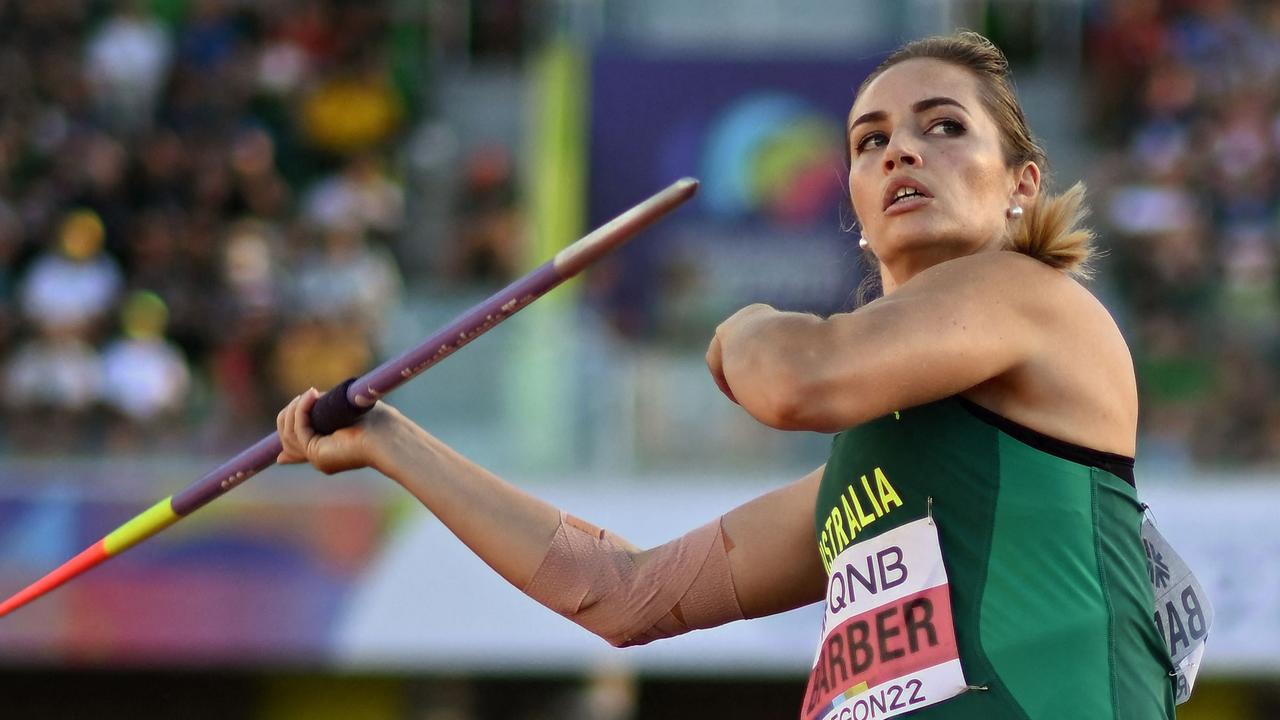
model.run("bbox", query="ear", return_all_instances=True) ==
[1011,161,1041,208]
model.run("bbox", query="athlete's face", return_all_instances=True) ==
[847,59,1037,273]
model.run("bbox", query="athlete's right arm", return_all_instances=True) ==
[276,390,826,646]
[719,465,827,618]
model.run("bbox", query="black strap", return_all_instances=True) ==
[957,397,1136,487]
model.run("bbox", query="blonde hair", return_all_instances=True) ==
[854,30,1095,279]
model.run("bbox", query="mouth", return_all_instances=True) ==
[882,178,934,214]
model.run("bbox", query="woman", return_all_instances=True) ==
[277,32,1176,719]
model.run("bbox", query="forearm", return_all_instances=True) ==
[279,391,740,646]
[373,416,577,588]
[719,307,826,428]
[371,413,743,648]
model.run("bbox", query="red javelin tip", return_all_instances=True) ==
[0,541,110,617]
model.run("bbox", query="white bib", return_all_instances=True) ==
[801,517,968,720]
[1143,516,1212,704]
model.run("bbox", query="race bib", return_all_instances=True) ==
[802,517,967,720]
[1143,517,1212,704]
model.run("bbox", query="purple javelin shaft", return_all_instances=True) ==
[171,262,566,514]
[171,177,697,516]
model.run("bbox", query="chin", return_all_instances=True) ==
[877,224,983,261]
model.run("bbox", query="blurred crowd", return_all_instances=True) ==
[0,0,412,452]
[1088,0,1280,468]
[1,0,1274,471]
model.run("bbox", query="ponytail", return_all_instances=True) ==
[1006,181,1095,279]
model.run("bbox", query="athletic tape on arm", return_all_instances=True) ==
[523,513,745,648]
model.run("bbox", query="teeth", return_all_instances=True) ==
[894,186,921,200]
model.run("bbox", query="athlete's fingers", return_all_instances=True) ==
[705,334,738,404]
[277,394,304,463]
[296,388,324,460]
[275,403,291,463]
[277,395,303,463]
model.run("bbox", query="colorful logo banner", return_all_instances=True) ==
[587,53,879,337]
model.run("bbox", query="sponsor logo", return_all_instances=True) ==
[804,518,966,720]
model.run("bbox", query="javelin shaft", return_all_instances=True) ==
[0,178,699,618]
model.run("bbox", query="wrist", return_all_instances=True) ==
[365,406,429,479]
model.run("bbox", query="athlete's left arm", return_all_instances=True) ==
[710,251,1061,432]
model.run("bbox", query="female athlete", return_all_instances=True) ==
[277,31,1176,719]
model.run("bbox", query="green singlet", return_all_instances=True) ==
[809,396,1176,719]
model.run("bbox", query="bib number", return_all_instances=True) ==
[1143,516,1212,705]
[802,517,967,720]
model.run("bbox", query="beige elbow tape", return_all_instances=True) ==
[523,512,745,648]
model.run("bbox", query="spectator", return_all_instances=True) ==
[291,220,402,351]
[446,146,522,285]
[100,290,191,446]
[19,209,122,335]
[298,51,404,156]
[207,221,284,442]
[301,152,404,237]
[177,0,240,74]
[0,0,421,453]
[3,323,103,453]
[270,314,373,403]
[84,0,173,133]
[1089,0,1280,467]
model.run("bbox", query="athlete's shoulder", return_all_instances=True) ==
[915,249,1071,288]
[907,250,1098,319]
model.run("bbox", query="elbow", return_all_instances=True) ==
[751,364,868,433]
[747,364,840,432]
[752,381,807,431]
[609,633,650,649]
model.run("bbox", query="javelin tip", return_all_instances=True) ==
[0,542,110,618]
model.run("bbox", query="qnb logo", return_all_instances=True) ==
[828,546,908,615]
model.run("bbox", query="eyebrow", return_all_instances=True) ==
[848,96,969,133]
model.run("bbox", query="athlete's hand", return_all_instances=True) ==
[276,388,403,475]
[705,334,738,404]
[708,303,782,404]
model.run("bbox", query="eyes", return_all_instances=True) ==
[853,118,966,156]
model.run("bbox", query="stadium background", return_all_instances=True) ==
[0,0,1276,717]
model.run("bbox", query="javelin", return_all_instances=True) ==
[0,177,699,618]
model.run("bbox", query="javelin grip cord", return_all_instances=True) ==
[308,377,370,435]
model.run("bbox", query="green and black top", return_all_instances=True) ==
[811,396,1176,719]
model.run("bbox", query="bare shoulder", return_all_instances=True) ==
[904,251,1121,341]
[907,251,1089,311]
[786,249,1132,438]
[932,252,1138,455]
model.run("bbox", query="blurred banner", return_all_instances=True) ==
[0,464,1273,679]
[584,53,876,342]
[0,463,391,665]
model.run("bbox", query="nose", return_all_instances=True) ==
[883,148,921,173]
[881,131,922,173]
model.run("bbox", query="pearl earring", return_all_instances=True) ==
[859,236,869,249]
[1007,205,1024,220]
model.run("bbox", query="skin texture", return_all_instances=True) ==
[279,57,1139,624]
[848,59,1040,287]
